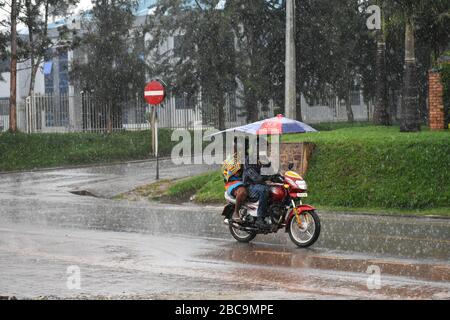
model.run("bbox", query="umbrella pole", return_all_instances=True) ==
[257,135,260,164]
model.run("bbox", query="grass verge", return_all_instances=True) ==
[128,125,450,216]
[0,129,174,172]
[283,126,450,210]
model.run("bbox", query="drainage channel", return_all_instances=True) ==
[69,190,98,198]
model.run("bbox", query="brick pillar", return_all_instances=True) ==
[270,142,316,175]
[428,71,445,130]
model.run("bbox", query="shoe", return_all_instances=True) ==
[231,214,243,223]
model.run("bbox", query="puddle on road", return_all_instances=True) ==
[203,243,450,283]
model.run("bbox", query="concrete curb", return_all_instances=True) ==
[0,153,213,175]
[0,157,172,175]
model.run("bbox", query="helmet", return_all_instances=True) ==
[222,153,242,182]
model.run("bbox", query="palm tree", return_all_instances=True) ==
[400,16,420,132]
[373,32,390,125]
[388,0,421,132]
[390,0,449,131]
[372,1,390,126]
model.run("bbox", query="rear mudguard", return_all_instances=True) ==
[222,204,235,219]
[285,204,316,231]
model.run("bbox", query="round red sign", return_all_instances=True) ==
[144,80,166,105]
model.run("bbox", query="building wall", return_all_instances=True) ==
[0,60,46,100]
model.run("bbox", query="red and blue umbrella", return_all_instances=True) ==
[211,114,318,136]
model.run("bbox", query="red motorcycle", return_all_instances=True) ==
[223,165,321,248]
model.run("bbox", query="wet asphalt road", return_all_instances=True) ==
[0,160,449,299]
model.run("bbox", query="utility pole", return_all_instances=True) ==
[9,0,18,133]
[285,0,296,119]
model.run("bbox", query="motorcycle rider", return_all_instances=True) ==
[222,152,248,223]
[243,143,272,230]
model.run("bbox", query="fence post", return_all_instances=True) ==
[25,96,31,133]
[69,91,76,132]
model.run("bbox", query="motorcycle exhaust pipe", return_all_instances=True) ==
[229,221,254,231]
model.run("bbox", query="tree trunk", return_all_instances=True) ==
[345,84,354,123]
[218,94,226,131]
[246,88,258,123]
[389,88,398,122]
[400,19,421,132]
[29,65,40,96]
[27,0,49,98]
[106,104,112,134]
[345,97,354,123]
[9,0,18,133]
[296,92,303,121]
[373,34,390,125]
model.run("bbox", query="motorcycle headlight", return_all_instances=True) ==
[296,180,308,190]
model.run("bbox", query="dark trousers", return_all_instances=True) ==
[248,184,270,218]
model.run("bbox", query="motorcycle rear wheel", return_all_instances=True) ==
[287,210,321,248]
[229,223,257,243]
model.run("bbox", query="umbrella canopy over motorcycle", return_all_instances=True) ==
[207,114,318,136]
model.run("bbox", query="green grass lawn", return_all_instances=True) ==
[284,126,450,210]
[0,129,174,172]
[157,125,450,215]
[165,171,224,203]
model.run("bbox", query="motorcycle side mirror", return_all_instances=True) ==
[288,163,294,170]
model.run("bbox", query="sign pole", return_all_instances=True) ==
[144,79,166,181]
[155,106,159,180]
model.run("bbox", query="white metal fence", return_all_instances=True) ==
[22,93,255,133]
[301,93,374,123]
[0,99,9,132]
[2,91,375,134]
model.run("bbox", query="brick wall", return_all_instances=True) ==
[269,142,316,176]
[428,71,445,130]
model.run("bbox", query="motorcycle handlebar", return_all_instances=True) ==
[269,174,284,183]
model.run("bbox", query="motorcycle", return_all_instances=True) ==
[222,164,321,248]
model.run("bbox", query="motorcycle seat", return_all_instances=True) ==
[224,192,259,204]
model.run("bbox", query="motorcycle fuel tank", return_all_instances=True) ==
[269,185,287,203]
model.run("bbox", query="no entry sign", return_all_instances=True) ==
[144,80,166,105]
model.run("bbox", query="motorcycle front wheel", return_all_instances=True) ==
[229,223,257,243]
[287,210,321,248]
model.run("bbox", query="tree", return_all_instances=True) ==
[147,0,238,130]
[20,0,79,96]
[390,0,421,132]
[71,0,147,133]
[0,10,8,82]
[385,0,449,131]
[296,0,375,123]
[229,0,285,122]
[399,15,420,132]
[372,0,390,125]
[0,0,79,132]
[9,0,18,132]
